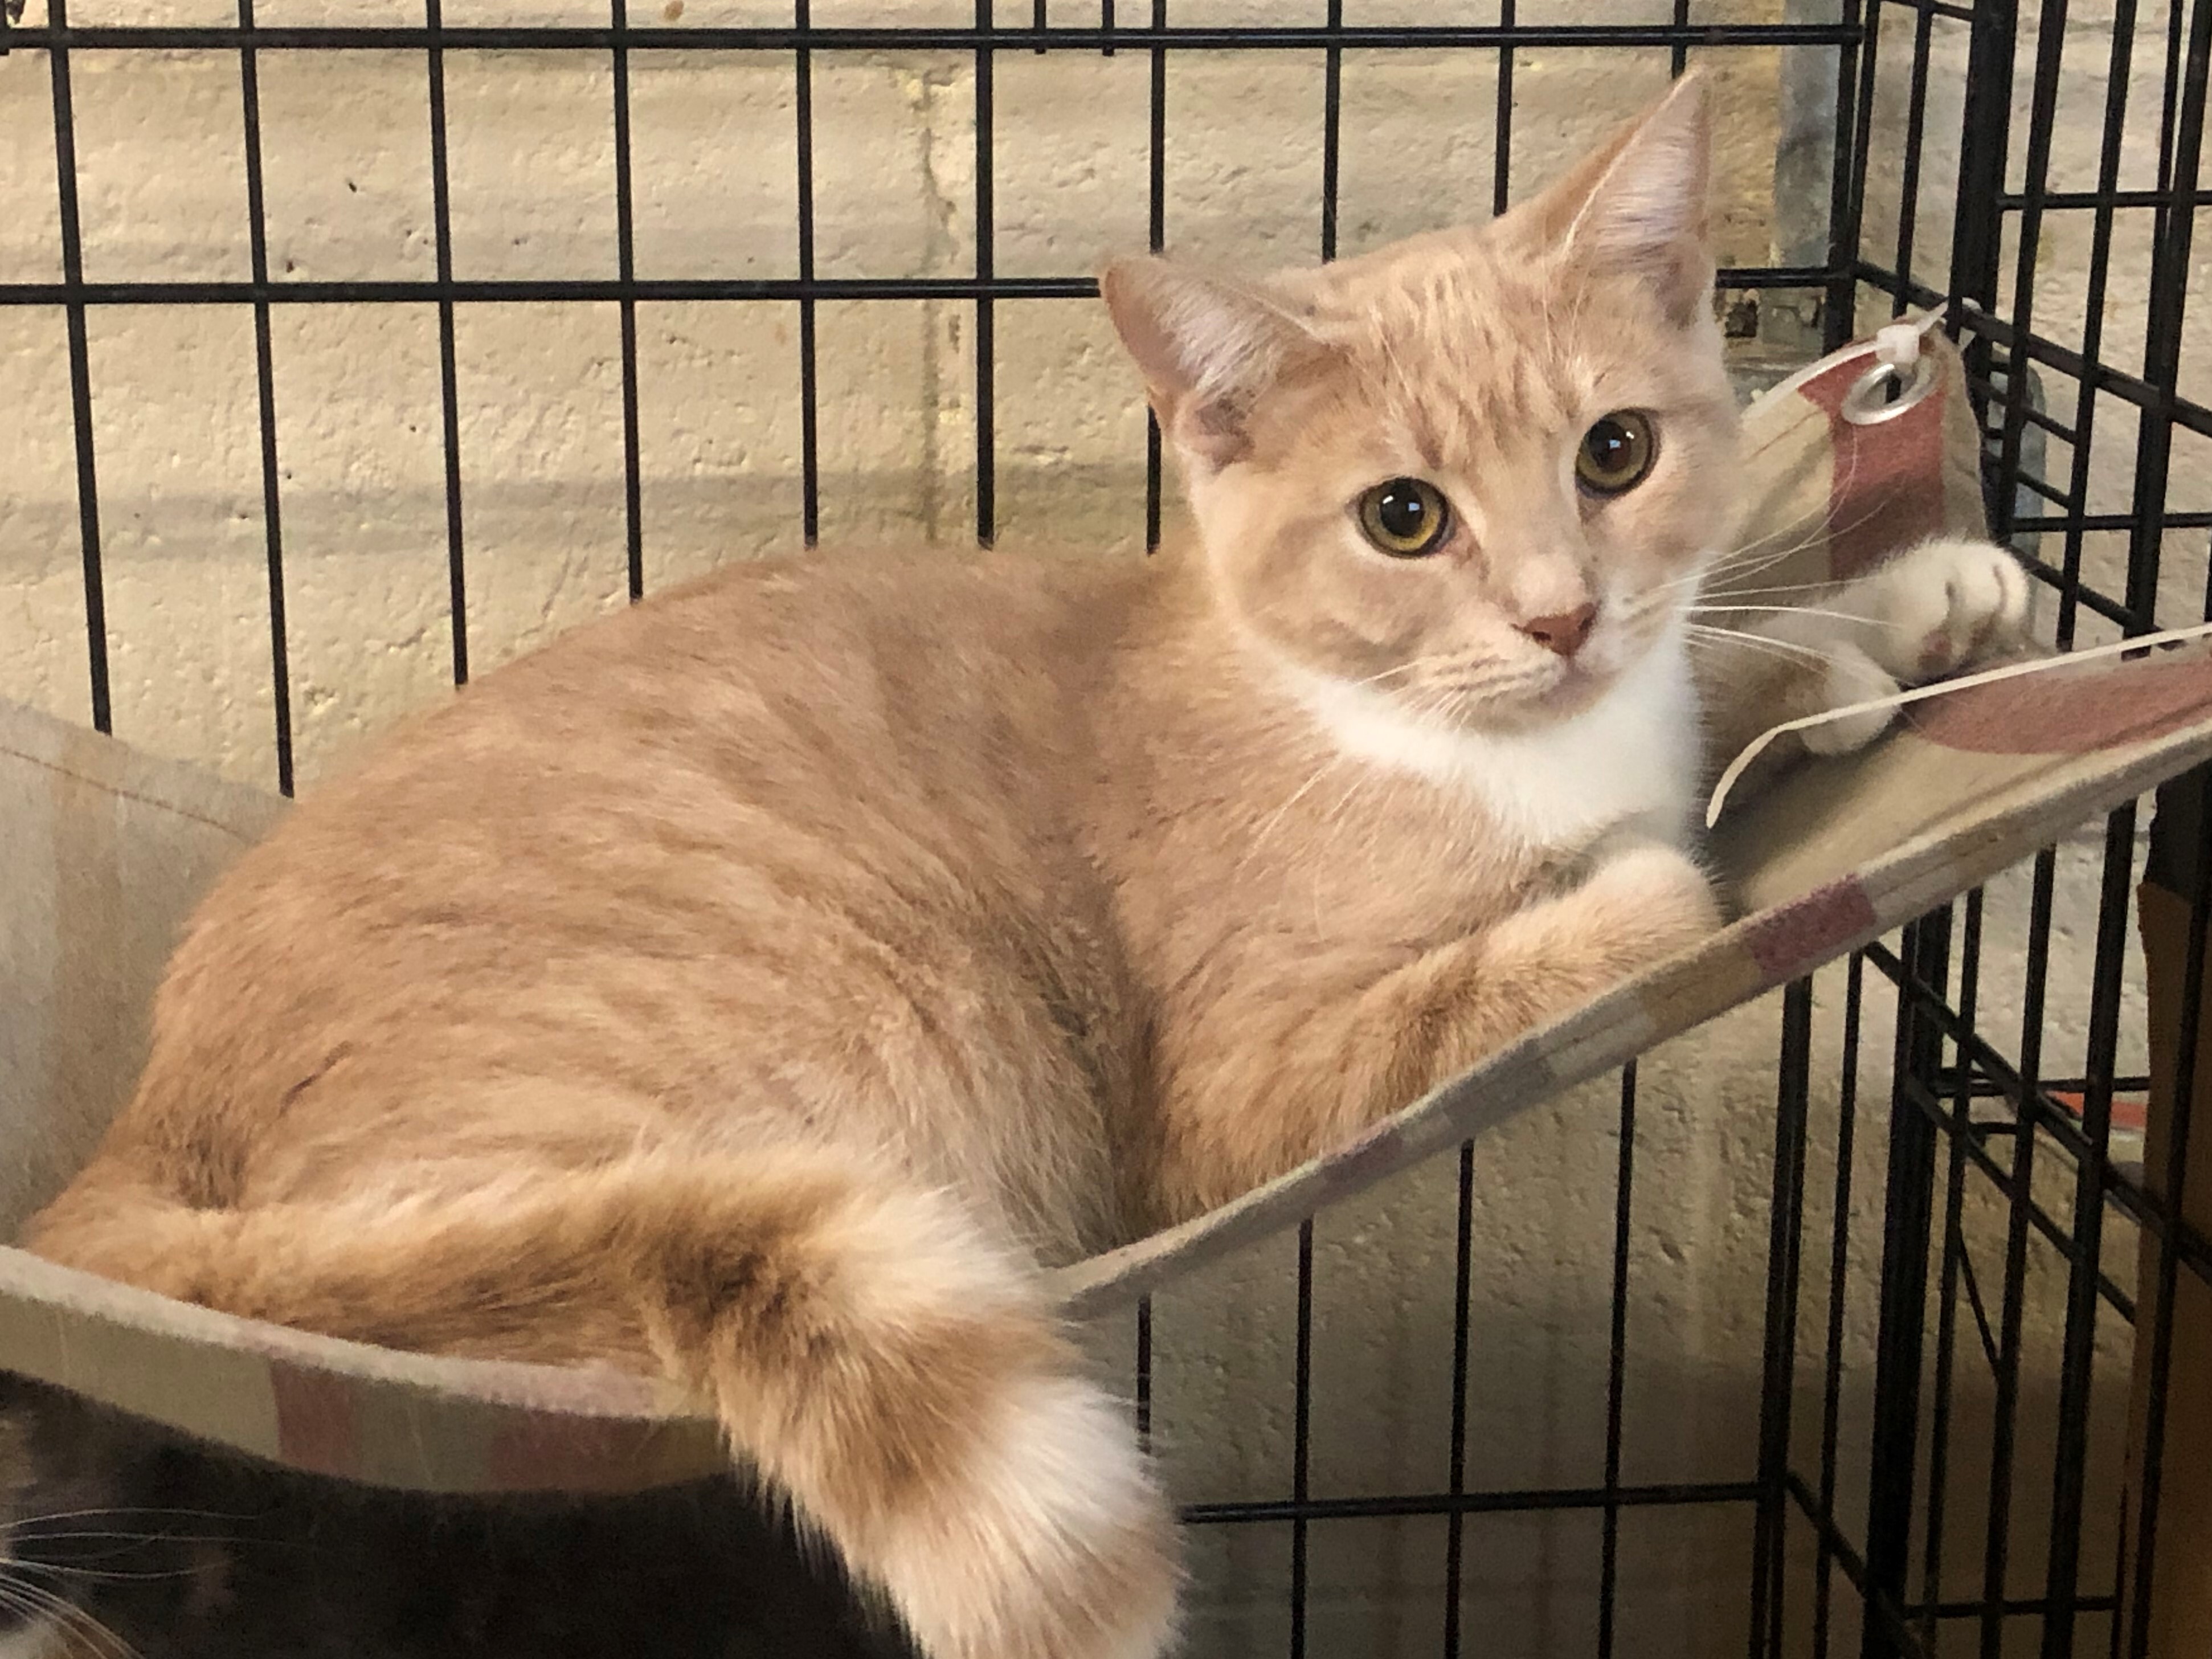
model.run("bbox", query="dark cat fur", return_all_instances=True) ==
[0,1375,910,1658]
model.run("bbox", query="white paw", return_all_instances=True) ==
[1841,536,2033,684]
[1801,641,1900,756]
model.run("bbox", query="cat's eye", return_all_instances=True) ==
[1576,411,1658,497]
[1356,478,1452,558]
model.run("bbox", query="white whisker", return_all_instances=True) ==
[12,1507,251,1531]
[1688,602,1907,632]
[0,1578,137,1659]
[1683,623,1838,667]
[8,1558,211,1587]
[1682,577,1852,602]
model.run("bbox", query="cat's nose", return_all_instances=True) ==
[1518,603,1597,657]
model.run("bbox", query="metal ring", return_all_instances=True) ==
[1839,354,1939,426]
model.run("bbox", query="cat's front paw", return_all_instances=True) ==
[1800,641,1901,756]
[1575,840,1724,948]
[1771,538,2033,761]
[1477,838,1723,1037]
[1843,536,2033,684]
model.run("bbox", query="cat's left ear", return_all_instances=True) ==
[1525,69,1714,326]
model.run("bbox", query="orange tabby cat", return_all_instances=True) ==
[13,75,2026,1659]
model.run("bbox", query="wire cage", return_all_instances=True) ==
[0,0,2209,1656]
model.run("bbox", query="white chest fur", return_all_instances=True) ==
[1274,619,1702,852]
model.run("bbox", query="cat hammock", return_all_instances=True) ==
[6,325,2212,1494]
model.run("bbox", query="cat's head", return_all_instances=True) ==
[1102,72,1737,733]
[0,1374,208,1658]
[0,1375,109,1656]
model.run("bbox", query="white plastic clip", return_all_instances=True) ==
[1842,308,1946,425]
[1874,321,1923,370]
[1875,307,1946,370]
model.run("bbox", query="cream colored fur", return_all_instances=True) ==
[13,75,2027,1659]
[0,1619,65,1659]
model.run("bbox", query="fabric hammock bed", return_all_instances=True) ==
[5,325,2211,1496]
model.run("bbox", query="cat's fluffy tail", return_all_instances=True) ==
[27,1150,1179,1659]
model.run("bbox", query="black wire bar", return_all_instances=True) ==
[9,20,1863,49]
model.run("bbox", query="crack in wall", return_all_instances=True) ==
[899,59,965,544]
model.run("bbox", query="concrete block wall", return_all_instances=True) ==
[0,0,1814,787]
[0,3,2200,1652]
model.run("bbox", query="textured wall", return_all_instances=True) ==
[0,0,1806,787]
[0,2,2192,1653]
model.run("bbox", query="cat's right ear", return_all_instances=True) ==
[1100,258,1316,469]
[1522,70,1714,327]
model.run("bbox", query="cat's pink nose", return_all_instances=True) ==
[1518,603,1597,657]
